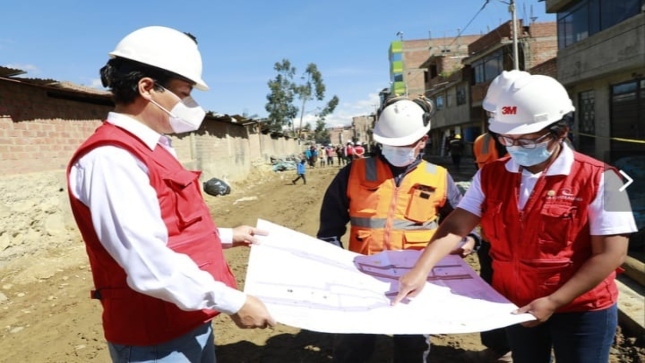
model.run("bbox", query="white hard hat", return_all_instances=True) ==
[109,26,209,91]
[373,98,433,146]
[483,70,530,112]
[489,75,575,135]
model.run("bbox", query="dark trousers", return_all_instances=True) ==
[333,333,428,363]
[476,241,511,355]
[506,304,617,363]
[293,173,306,184]
[451,154,462,169]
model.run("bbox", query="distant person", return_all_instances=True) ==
[395,73,637,363]
[305,145,319,167]
[317,95,479,363]
[344,141,354,164]
[353,141,365,159]
[449,134,464,171]
[337,145,346,166]
[326,144,336,166]
[66,26,275,362]
[320,146,327,167]
[292,158,307,185]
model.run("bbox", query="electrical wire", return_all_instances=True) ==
[447,0,491,48]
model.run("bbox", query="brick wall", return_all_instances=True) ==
[529,58,558,78]
[0,78,300,260]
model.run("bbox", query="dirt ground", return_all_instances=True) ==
[0,165,643,363]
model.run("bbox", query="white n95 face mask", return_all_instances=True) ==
[150,87,206,134]
[381,145,417,167]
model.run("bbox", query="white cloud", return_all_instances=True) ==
[4,63,39,75]
[290,91,382,129]
[88,78,104,89]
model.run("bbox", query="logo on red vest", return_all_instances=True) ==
[501,106,517,115]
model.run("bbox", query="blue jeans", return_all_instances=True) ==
[506,304,617,363]
[107,322,216,363]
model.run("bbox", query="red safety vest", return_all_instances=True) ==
[347,157,447,255]
[479,152,618,312]
[67,122,236,345]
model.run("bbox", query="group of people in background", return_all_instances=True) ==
[301,141,368,169]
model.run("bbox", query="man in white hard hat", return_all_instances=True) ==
[394,74,636,363]
[67,26,275,362]
[317,95,479,363]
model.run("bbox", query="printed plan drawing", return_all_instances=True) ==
[244,220,535,334]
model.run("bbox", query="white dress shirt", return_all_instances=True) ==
[69,112,246,315]
[458,143,637,236]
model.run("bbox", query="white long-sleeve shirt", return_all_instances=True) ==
[69,112,246,315]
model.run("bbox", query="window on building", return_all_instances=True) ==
[578,90,595,156]
[558,0,642,49]
[610,78,645,162]
[456,86,466,105]
[430,65,438,78]
[436,95,444,110]
[472,51,503,85]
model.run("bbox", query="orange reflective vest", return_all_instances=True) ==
[474,133,499,170]
[67,123,236,345]
[479,152,618,312]
[347,157,447,255]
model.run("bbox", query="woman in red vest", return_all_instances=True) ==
[67,26,274,362]
[394,73,637,363]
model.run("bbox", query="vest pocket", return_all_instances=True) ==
[403,230,432,250]
[405,187,437,223]
[481,199,505,240]
[163,170,204,229]
[537,203,576,253]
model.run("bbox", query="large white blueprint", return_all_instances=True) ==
[244,220,535,334]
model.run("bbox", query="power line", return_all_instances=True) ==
[446,0,491,48]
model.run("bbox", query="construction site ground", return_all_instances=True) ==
[0,158,643,363]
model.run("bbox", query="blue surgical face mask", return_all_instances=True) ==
[506,140,553,167]
[381,145,417,167]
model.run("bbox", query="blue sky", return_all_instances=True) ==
[1,0,555,127]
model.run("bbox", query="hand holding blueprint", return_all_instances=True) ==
[244,220,535,334]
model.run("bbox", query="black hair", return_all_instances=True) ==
[99,58,176,105]
[546,112,574,138]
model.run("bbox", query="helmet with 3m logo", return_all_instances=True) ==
[489,74,575,135]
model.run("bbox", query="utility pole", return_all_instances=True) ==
[510,0,519,70]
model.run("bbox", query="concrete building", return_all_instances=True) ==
[544,0,645,163]
[351,114,375,146]
[328,125,354,146]
[388,35,482,97]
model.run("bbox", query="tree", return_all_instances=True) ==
[265,59,338,137]
[265,59,298,132]
[311,95,339,144]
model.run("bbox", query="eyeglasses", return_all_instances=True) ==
[497,132,552,149]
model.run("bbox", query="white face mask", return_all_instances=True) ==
[150,86,206,134]
[381,144,417,167]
